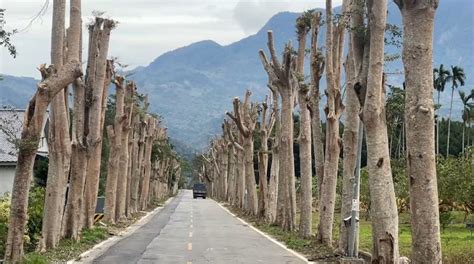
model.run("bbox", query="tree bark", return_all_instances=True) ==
[129,114,141,214]
[4,62,82,263]
[308,12,325,200]
[82,18,114,228]
[61,0,83,239]
[339,53,360,253]
[395,0,442,262]
[257,97,275,219]
[259,31,297,231]
[317,0,345,245]
[116,82,134,220]
[104,76,126,223]
[295,20,312,238]
[40,0,70,250]
[267,89,280,224]
[227,91,258,215]
[362,0,399,262]
[139,116,156,210]
[339,0,363,253]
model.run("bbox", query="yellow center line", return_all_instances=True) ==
[188,242,193,251]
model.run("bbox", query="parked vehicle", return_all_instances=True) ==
[193,183,207,199]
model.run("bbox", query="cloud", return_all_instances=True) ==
[0,0,340,77]
[232,0,341,34]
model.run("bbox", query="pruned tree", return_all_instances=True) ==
[308,11,325,200]
[361,0,399,261]
[259,31,297,231]
[116,81,135,220]
[104,76,126,224]
[62,13,115,239]
[394,0,442,262]
[83,17,116,229]
[266,85,280,224]
[257,96,276,219]
[227,90,259,215]
[139,115,158,210]
[316,0,346,245]
[40,0,72,250]
[295,10,313,239]
[226,120,245,208]
[339,0,363,253]
[223,120,237,205]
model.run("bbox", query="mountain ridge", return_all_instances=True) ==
[1,1,473,151]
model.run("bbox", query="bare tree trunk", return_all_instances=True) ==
[227,91,258,215]
[129,115,141,214]
[40,0,70,250]
[317,0,345,245]
[116,82,134,220]
[61,0,84,240]
[339,53,360,253]
[104,77,126,223]
[139,116,156,210]
[83,18,115,228]
[309,12,325,200]
[257,97,275,218]
[267,89,280,223]
[361,0,399,261]
[395,0,442,262]
[4,62,81,263]
[295,19,312,238]
[339,0,363,252]
[259,31,297,231]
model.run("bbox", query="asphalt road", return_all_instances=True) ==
[93,190,307,264]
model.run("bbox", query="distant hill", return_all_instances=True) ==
[1,0,473,151]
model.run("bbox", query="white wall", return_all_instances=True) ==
[0,165,15,195]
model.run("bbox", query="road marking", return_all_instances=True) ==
[187,262,192,264]
[215,202,310,263]
[188,242,193,251]
[190,224,193,229]
[189,231,193,238]
[190,218,193,224]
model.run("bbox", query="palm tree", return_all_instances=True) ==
[433,64,451,155]
[466,89,474,148]
[446,65,465,155]
[459,91,473,154]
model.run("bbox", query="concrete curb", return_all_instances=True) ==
[215,201,313,264]
[67,195,176,264]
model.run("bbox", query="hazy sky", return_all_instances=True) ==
[0,0,342,78]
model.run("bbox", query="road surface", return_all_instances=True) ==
[93,190,307,264]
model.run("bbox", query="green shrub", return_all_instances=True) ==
[25,185,45,252]
[439,211,454,231]
[0,185,45,258]
[0,194,10,259]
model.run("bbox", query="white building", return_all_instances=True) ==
[0,109,48,195]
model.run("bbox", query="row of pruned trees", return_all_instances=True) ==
[103,84,180,224]
[4,0,181,262]
[201,0,442,263]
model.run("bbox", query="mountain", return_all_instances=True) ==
[1,0,473,151]
[0,75,37,107]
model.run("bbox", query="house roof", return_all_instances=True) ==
[0,110,24,163]
[0,109,48,164]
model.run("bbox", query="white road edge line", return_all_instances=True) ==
[67,192,179,264]
[215,201,314,264]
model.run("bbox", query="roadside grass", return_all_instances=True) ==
[22,195,172,263]
[23,227,109,264]
[225,204,474,263]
